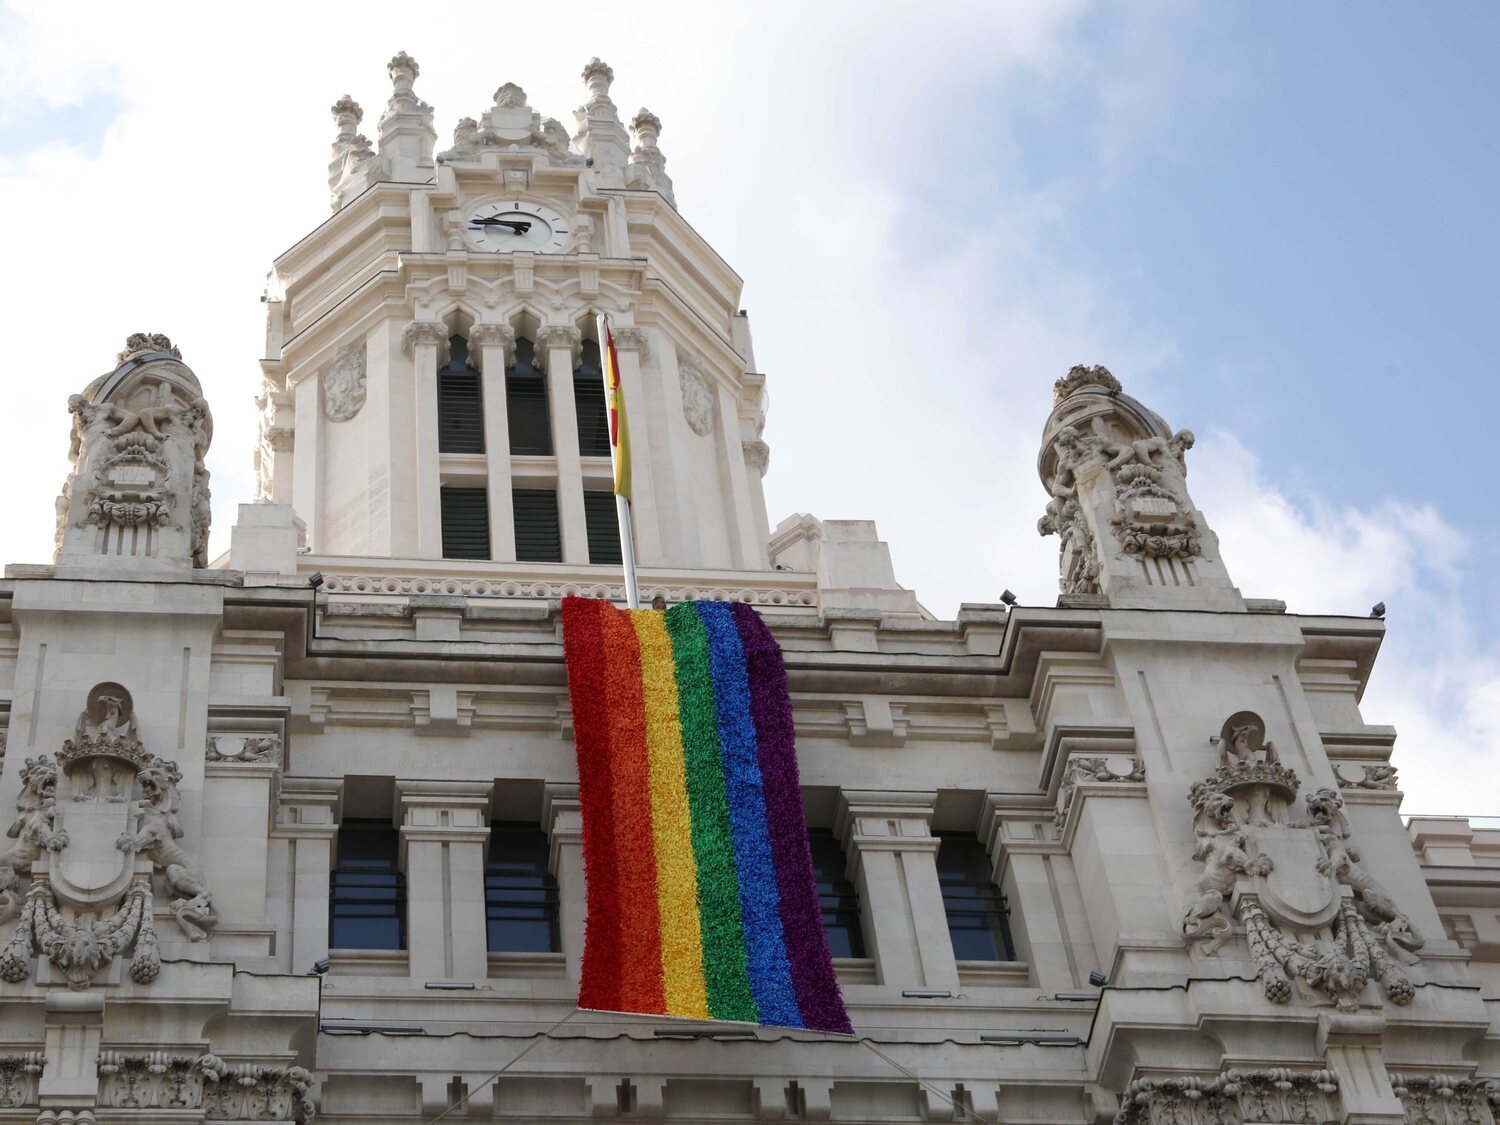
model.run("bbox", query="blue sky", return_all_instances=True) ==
[0,0,1493,811]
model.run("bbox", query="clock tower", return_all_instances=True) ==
[250,53,771,577]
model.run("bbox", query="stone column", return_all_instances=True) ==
[537,325,588,563]
[471,323,517,562]
[742,439,772,560]
[270,778,342,974]
[836,790,958,992]
[403,321,448,559]
[543,785,585,984]
[981,801,1089,990]
[397,779,493,982]
[201,738,282,925]
[610,327,660,565]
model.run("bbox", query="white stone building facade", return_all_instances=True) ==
[0,52,1494,1125]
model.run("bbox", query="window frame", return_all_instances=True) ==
[485,821,561,954]
[330,819,406,952]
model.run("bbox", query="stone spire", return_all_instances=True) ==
[377,50,436,181]
[572,58,630,185]
[1037,365,1242,610]
[626,108,675,208]
[55,336,213,573]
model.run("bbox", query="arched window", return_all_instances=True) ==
[574,339,611,457]
[437,335,484,454]
[506,337,552,456]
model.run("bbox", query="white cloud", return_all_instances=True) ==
[0,1,1489,817]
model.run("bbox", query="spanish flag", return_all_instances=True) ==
[601,318,632,501]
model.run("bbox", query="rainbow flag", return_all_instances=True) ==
[561,596,852,1034]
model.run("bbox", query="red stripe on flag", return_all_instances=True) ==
[599,606,666,1014]
[561,597,623,1012]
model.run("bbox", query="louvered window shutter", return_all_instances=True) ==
[512,489,562,563]
[438,336,485,454]
[506,338,553,456]
[575,340,611,457]
[440,487,490,560]
[583,491,621,565]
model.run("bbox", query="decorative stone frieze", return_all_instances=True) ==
[1116,1068,1340,1125]
[321,341,366,422]
[1335,762,1400,790]
[537,324,584,365]
[57,335,214,569]
[678,353,716,436]
[469,322,517,364]
[1388,1074,1500,1125]
[1053,754,1146,828]
[313,570,817,607]
[97,1051,227,1110]
[1182,711,1423,1009]
[206,734,282,765]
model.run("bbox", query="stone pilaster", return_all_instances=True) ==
[397,779,493,982]
[543,785,585,984]
[836,790,957,992]
[403,322,448,559]
[471,323,517,562]
[610,326,660,564]
[270,777,342,974]
[537,325,588,563]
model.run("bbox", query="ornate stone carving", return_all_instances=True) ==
[117,332,181,363]
[536,324,583,357]
[0,686,214,987]
[1038,424,1102,594]
[98,1052,227,1112]
[742,439,771,477]
[1053,362,1121,406]
[202,1064,316,1122]
[1117,1068,1340,1125]
[321,341,366,422]
[207,735,282,764]
[60,338,213,568]
[1053,755,1146,828]
[0,1053,44,1109]
[385,50,428,114]
[1389,1074,1500,1125]
[1103,426,1199,560]
[1181,710,1423,1009]
[678,354,716,437]
[1335,762,1399,790]
[95,1053,312,1121]
[315,571,817,607]
[612,326,648,354]
[0,757,68,921]
[401,321,448,358]
[626,108,675,206]
[582,57,616,106]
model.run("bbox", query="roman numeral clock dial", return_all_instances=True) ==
[464,201,571,253]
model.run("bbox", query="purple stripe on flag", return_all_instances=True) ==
[731,602,853,1035]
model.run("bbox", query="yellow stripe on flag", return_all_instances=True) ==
[604,324,632,500]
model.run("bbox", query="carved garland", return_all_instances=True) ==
[1116,1068,1339,1125]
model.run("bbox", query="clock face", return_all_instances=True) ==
[465,201,571,253]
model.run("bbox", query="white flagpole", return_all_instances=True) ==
[597,313,640,608]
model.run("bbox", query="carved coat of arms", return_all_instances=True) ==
[1181,711,1423,1011]
[0,684,215,990]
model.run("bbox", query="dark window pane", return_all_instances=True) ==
[487,822,560,953]
[935,831,1015,961]
[808,828,865,959]
[507,337,552,455]
[584,491,622,565]
[575,340,611,458]
[438,335,485,454]
[513,489,561,563]
[331,819,405,951]
[441,487,490,560]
